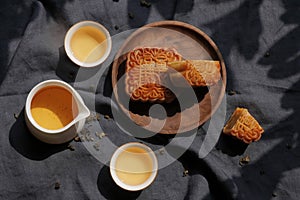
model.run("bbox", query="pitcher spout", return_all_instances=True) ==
[71,96,90,133]
[74,100,90,123]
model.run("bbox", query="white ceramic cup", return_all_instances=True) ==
[25,79,90,144]
[64,21,112,67]
[110,142,158,191]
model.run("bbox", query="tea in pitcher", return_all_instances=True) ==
[30,86,78,130]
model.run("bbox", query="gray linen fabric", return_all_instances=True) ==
[0,0,299,199]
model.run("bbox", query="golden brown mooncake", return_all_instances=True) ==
[126,47,182,103]
[125,47,221,103]
[223,107,264,144]
[168,60,221,87]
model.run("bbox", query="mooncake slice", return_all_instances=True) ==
[126,47,182,103]
[168,60,221,87]
[126,47,182,70]
[126,63,175,103]
[223,108,264,144]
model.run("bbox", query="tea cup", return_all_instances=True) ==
[64,20,112,67]
[110,142,158,191]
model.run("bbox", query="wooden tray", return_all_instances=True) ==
[112,21,226,134]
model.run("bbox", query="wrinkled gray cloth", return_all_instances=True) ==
[1,0,299,199]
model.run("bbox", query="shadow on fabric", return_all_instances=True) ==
[210,0,300,199]
[56,46,103,83]
[0,0,74,86]
[204,0,263,61]
[9,108,69,161]
[94,63,114,116]
[216,134,248,156]
[38,0,74,20]
[208,0,236,3]
[175,148,233,200]
[97,165,142,200]
[204,0,263,90]
[56,46,80,83]
[239,0,300,198]
[0,0,34,85]
[127,0,194,28]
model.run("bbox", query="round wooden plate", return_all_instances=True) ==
[112,21,226,134]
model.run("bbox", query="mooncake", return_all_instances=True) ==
[125,47,221,103]
[126,47,182,103]
[168,60,221,87]
[223,108,264,144]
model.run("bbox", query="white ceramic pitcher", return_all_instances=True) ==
[25,79,90,144]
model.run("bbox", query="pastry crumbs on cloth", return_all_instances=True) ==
[223,107,264,144]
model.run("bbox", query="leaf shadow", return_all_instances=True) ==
[175,148,234,200]
[204,0,263,61]
[203,0,263,90]
[127,0,194,28]
[200,0,300,198]
[230,0,300,198]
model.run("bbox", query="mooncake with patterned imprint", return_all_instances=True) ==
[168,60,221,87]
[223,107,264,144]
[125,47,221,103]
[126,47,182,103]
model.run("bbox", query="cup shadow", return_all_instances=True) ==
[97,165,142,200]
[56,46,79,83]
[9,108,69,161]
[56,46,102,83]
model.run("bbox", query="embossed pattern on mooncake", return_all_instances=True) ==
[223,107,264,144]
[168,60,221,87]
[126,47,182,103]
